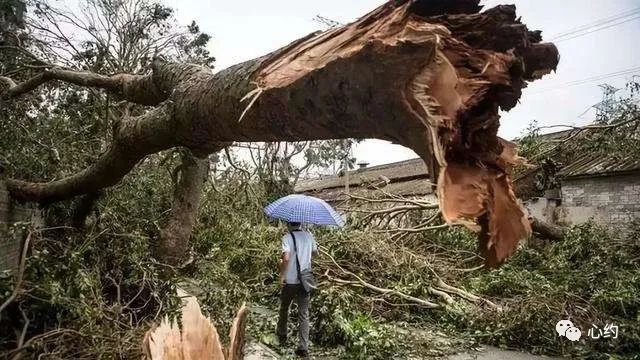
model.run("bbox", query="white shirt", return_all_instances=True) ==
[281,230,317,284]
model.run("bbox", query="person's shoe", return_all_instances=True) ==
[295,348,309,358]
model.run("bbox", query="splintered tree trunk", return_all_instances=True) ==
[2,0,559,266]
[142,289,248,360]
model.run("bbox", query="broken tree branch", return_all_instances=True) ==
[322,249,440,308]
[346,193,437,208]
[328,275,440,308]
[0,62,181,105]
[435,279,500,310]
[4,329,85,359]
[530,216,567,240]
[379,223,450,234]
[7,105,178,203]
[11,306,31,360]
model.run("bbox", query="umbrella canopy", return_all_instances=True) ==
[264,194,345,227]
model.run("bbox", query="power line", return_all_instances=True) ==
[526,7,640,96]
[555,67,640,87]
[530,69,640,94]
[547,7,640,43]
[528,66,640,94]
[550,7,640,40]
[554,15,640,42]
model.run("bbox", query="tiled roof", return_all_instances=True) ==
[558,154,640,178]
[296,129,639,196]
[301,178,434,203]
[517,127,639,178]
[295,158,428,192]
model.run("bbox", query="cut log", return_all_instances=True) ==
[530,216,566,240]
[3,0,559,266]
[226,304,249,360]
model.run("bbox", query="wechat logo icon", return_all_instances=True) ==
[556,319,581,341]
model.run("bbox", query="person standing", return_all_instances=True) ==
[276,222,318,358]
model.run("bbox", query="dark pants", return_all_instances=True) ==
[276,284,310,351]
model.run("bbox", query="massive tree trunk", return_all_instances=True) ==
[1,0,559,266]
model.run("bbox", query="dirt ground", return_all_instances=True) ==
[446,346,559,360]
[244,341,558,360]
[245,304,560,359]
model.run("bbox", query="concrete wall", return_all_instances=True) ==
[523,197,560,224]
[560,173,640,227]
[0,179,38,272]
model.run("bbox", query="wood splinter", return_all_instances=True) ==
[142,290,248,360]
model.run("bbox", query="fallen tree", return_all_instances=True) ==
[1,0,559,266]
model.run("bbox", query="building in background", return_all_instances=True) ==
[0,179,40,272]
[295,158,435,204]
[535,153,640,227]
[297,143,640,230]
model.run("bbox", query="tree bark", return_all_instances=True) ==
[159,151,210,265]
[0,60,207,105]
[2,0,559,266]
[71,191,103,229]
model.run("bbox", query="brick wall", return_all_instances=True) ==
[560,173,640,227]
[0,180,37,272]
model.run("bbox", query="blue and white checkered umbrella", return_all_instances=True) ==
[264,194,345,227]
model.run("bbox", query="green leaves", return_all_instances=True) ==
[461,221,640,357]
[338,313,404,359]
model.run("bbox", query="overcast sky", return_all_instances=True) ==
[163,0,640,166]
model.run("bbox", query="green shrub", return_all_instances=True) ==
[338,313,405,359]
[459,222,640,358]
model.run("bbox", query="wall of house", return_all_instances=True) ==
[0,179,38,272]
[559,173,640,227]
[523,197,560,224]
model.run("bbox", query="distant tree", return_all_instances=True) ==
[520,79,640,162]
[225,139,357,200]
[586,81,640,156]
[27,0,214,71]
[0,0,215,263]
